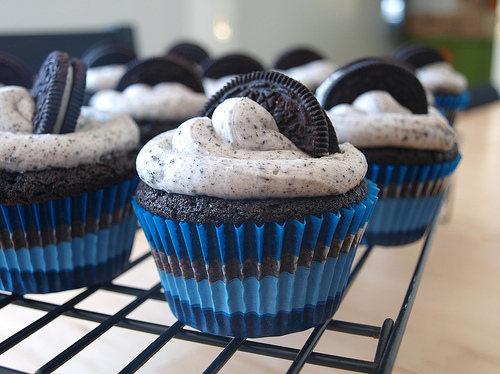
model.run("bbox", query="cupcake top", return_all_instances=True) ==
[81,41,137,92]
[89,56,207,121]
[137,72,367,200]
[317,58,457,152]
[0,87,139,173]
[325,91,455,151]
[272,47,337,92]
[0,51,140,173]
[414,61,467,95]
[89,82,207,121]
[393,44,468,94]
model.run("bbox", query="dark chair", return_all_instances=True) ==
[0,25,135,73]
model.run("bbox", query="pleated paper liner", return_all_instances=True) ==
[133,180,378,338]
[362,155,461,246]
[0,177,139,295]
[433,90,470,126]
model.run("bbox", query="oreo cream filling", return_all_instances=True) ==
[53,64,73,134]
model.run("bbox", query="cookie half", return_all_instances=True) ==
[316,58,428,114]
[31,51,87,134]
[0,52,34,88]
[166,42,209,65]
[81,41,137,67]
[393,43,444,69]
[116,56,205,93]
[201,53,264,79]
[198,70,338,156]
[273,47,323,70]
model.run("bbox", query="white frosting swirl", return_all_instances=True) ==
[275,60,337,91]
[86,64,127,92]
[0,86,140,172]
[89,82,207,121]
[326,90,456,151]
[137,97,367,199]
[415,61,468,94]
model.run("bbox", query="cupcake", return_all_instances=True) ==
[80,40,137,105]
[132,71,378,337]
[393,43,470,125]
[317,58,461,246]
[271,47,337,92]
[89,56,207,144]
[0,51,140,294]
[200,53,264,97]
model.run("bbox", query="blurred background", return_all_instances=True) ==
[0,0,498,105]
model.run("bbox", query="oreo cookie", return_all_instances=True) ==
[315,58,428,114]
[166,41,209,65]
[201,54,264,79]
[116,56,205,93]
[393,43,444,69]
[31,51,87,134]
[0,52,34,88]
[273,47,324,70]
[81,41,137,68]
[198,70,339,156]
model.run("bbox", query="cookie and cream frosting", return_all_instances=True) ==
[0,86,140,172]
[326,90,456,151]
[415,61,468,94]
[89,81,207,121]
[137,97,367,199]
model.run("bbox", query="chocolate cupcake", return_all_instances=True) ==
[317,58,461,246]
[0,51,141,294]
[393,43,470,125]
[272,47,337,92]
[89,55,207,143]
[132,71,378,338]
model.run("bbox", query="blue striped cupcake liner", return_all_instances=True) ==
[362,155,461,246]
[434,91,470,126]
[133,180,378,338]
[0,177,139,295]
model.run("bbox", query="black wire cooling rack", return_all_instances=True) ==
[0,218,439,374]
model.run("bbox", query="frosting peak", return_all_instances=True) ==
[137,97,367,199]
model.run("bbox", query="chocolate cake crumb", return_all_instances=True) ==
[134,179,368,225]
[0,150,137,205]
[360,142,459,165]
